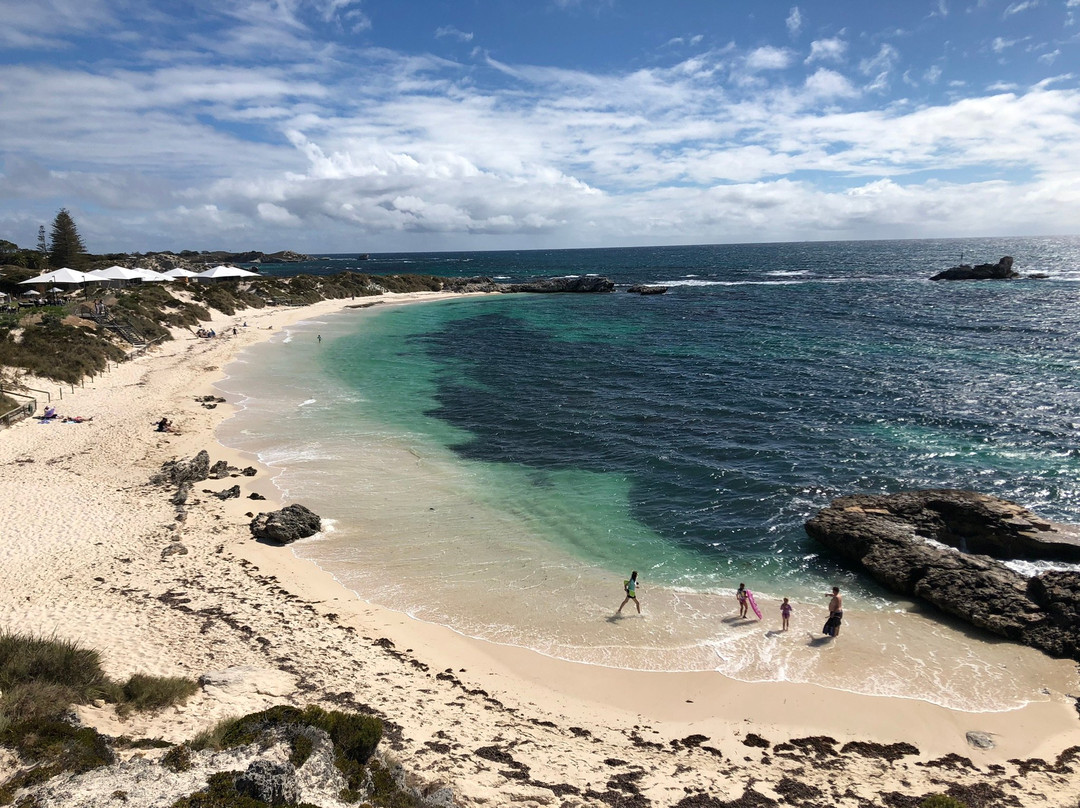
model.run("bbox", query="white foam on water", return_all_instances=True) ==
[298,398,318,408]
[1003,558,1080,576]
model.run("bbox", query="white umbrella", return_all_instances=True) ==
[18,267,93,285]
[47,287,64,293]
[198,265,260,279]
[162,268,201,278]
[22,289,41,297]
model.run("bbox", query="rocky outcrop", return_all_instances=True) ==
[250,504,322,544]
[444,276,615,294]
[930,256,1018,281]
[805,490,1080,662]
[627,285,668,295]
[152,450,211,487]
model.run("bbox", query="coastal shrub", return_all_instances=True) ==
[162,743,193,772]
[192,704,383,799]
[364,757,422,808]
[0,719,115,803]
[921,796,969,808]
[375,274,443,294]
[0,632,199,720]
[0,320,127,383]
[117,673,199,716]
[0,632,109,703]
[0,682,78,724]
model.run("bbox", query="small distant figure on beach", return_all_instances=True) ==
[233,327,238,336]
[780,597,792,631]
[736,583,748,618]
[617,571,640,615]
[318,334,322,343]
[823,586,843,637]
[42,406,57,420]
[155,417,177,434]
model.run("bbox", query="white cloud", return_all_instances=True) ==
[859,43,900,92]
[745,46,793,71]
[806,37,847,64]
[2,3,1080,251]
[435,26,474,42]
[1003,0,1039,16]
[786,7,802,36]
[803,68,860,100]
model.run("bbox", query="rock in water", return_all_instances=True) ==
[930,256,1018,281]
[250,504,322,544]
[805,490,1080,662]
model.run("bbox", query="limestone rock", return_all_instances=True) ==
[249,504,322,544]
[965,731,995,749]
[235,759,299,806]
[208,459,231,479]
[161,542,188,559]
[806,490,1080,662]
[153,450,210,486]
[930,256,1018,281]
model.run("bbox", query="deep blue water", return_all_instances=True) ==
[261,238,1080,588]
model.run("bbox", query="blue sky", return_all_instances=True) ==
[0,0,1078,253]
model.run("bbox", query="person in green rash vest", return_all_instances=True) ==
[617,570,640,615]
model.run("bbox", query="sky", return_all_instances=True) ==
[0,0,1078,254]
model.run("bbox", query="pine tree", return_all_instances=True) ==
[48,208,87,268]
[37,225,47,254]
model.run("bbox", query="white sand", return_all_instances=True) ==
[2,291,1079,807]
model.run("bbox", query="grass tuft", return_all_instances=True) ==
[921,796,969,808]
[119,674,199,714]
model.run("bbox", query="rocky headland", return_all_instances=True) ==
[806,489,1080,662]
[443,275,615,293]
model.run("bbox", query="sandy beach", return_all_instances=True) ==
[2,290,1080,808]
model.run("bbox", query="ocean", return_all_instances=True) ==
[217,237,1080,711]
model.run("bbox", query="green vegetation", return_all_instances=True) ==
[0,318,127,384]
[162,744,194,773]
[0,632,200,804]
[116,673,199,717]
[921,796,969,808]
[0,249,458,388]
[192,705,383,802]
[48,209,87,269]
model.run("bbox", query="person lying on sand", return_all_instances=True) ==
[155,417,179,434]
[61,416,92,423]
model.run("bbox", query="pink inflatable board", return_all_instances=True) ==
[746,590,762,620]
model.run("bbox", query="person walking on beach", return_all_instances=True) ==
[617,571,640,615]
[736,583,749,618]
[780,597,792,631]
[823,586,843,637]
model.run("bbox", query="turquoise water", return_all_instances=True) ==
[219,238,1080,709]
